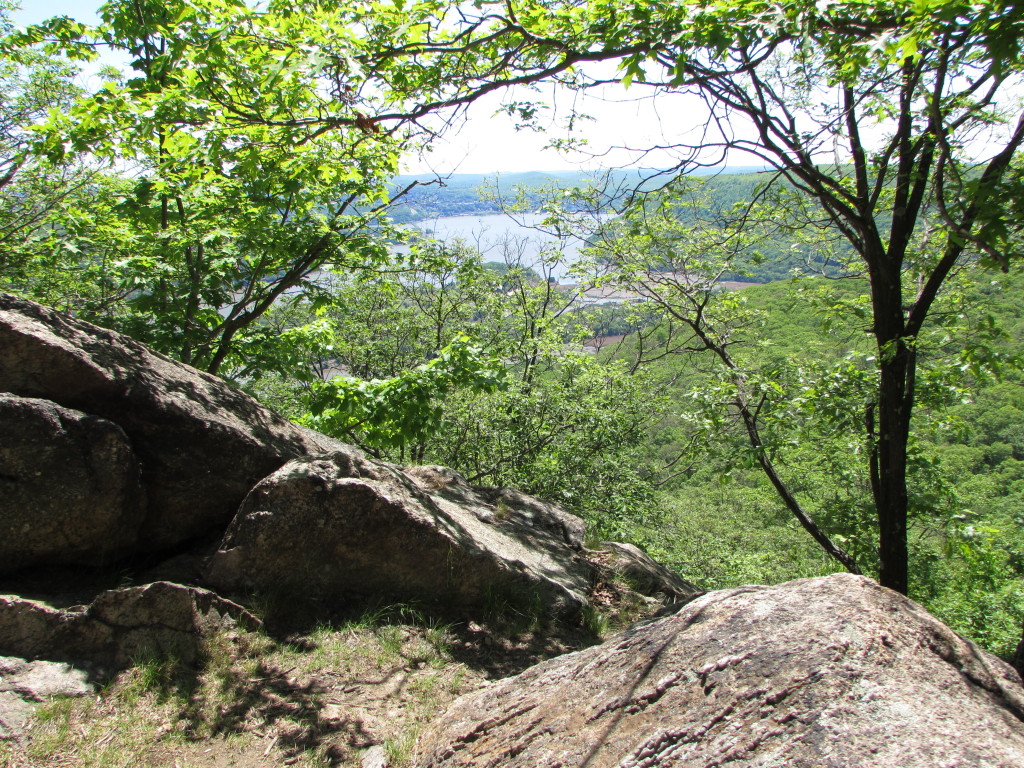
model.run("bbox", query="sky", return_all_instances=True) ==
[11,0,706,176]
[16,1,1016,178]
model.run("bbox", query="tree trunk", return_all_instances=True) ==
[874,348,912,594]
[869,266,913,595]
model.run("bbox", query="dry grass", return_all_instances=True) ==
[0,551,667,768]
[0,601,601,768]
[1,614,479,768]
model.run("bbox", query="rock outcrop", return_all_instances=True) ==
[0,292,340,552]
[0,294,623,621]
[206,453,595,616]
[3,294,1022,767]
[413,573,1024,768]
[0,394,145,571]
[0,582,260,670]
[0,657,94,741]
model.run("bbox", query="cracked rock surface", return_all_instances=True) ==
[413,573,1024,768]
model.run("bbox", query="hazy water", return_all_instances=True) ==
[409,213,594,282]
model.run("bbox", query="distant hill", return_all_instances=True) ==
[387,166,848,283]
[388,166,770,222]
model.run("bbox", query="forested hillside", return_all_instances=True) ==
[387,166,768,221]
[644,272,1024,657]
[2,0,1023,668]
[241,255,1024,660]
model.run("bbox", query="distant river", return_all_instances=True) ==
[408,213,596,283]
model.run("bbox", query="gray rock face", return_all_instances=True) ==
[207,452,594,616]
[0,656,94,741]
[0,582,260,670]
[0,394,145,573]
[0,293,341,550]
[405,466,585,553]
[413,573,1024,768]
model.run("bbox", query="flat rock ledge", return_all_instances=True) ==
[413,573,1024,768]
[0,582,261,672]
[0,656,94,742]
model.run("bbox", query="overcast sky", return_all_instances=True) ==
[12,0,709,175]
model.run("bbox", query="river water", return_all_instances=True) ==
[408,213,596,283]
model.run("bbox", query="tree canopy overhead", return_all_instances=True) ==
[4,0,494,374]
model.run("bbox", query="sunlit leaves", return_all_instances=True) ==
[2,0,460,372]
[304,336,506,450]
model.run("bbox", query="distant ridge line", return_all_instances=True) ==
[394,165,770,185]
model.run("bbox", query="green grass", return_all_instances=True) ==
[3,608,476,768]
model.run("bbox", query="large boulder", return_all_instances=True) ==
[0,293,684,626]
[0,394,145,572]
[0,293,341,551]
[206,452,595,616]
[413,573,1024,768]
[0,582,260,671]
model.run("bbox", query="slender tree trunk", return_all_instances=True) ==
[741,410,862,575]
[868,261,913,595]
[874,347,912,594]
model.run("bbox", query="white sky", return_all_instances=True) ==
[12,0,709,175]
[14,1,1019,182]
[404,82,713,175]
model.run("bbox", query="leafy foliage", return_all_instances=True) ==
[641,267,1024,658]
[304,336,505,455]
[3,0,476,374]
